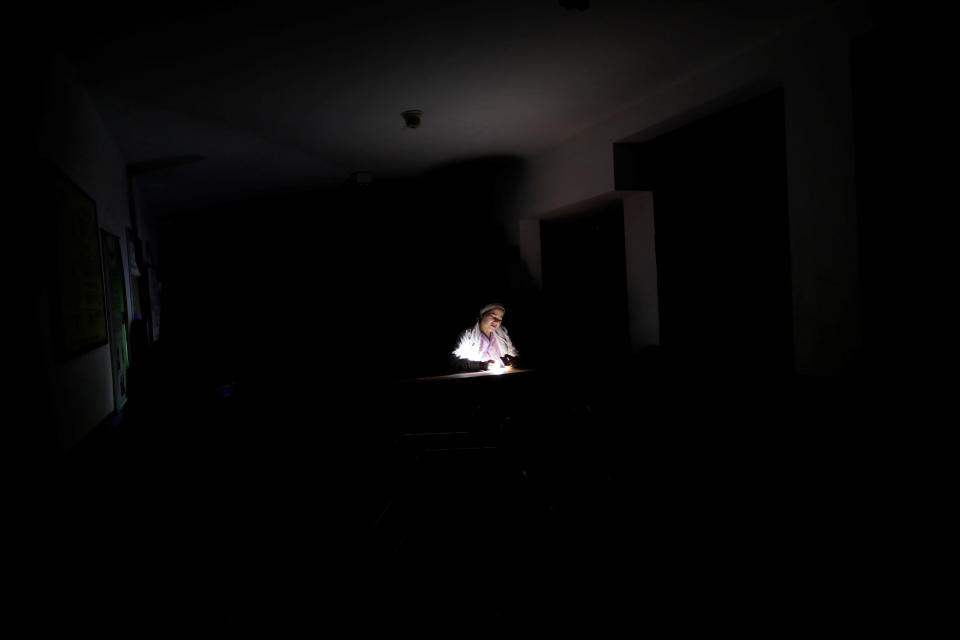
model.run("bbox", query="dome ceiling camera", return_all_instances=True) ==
[401,109,423,129]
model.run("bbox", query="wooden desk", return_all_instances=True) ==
[413,368,534,382]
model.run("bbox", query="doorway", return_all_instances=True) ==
[540,201,629,368]
[616,88,794,376]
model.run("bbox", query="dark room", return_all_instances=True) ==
[11,0,935,634]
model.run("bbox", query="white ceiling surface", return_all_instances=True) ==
[65,1,831,217]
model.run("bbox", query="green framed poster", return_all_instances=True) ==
[48,166,108,360]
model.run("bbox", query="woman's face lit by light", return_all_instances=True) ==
[480,308,504,337]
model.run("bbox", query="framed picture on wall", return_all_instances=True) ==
[101,229,129,410]
[46,164,108,360]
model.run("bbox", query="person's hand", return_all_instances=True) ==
[489,360,512,372]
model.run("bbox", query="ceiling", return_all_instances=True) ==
[57,1,835,219]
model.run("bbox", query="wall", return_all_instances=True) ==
[622,192,659,352]
[514,4,866,376]
[34,52,137,451]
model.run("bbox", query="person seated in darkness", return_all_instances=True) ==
[450,303,520,372]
